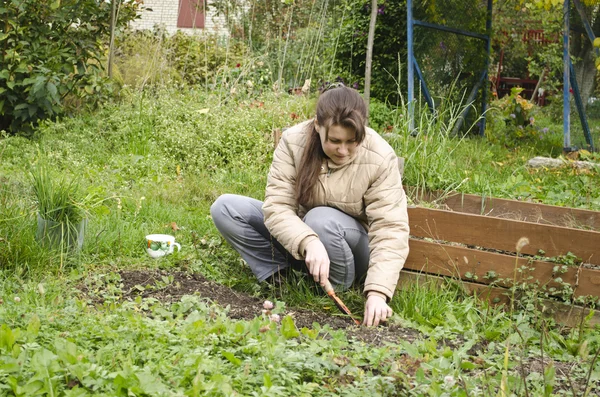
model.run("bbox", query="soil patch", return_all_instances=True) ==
[116,270,421,345]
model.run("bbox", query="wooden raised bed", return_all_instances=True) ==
[402,189,600,326]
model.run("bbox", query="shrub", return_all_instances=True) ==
[0,0,140,135]
[486,87,562,154]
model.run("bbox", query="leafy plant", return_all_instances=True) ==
[0,0,141,135]
[30,164,86,251]
[31,164,85,224]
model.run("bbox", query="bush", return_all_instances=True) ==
[486,87,562,154]
[0,0,140,135]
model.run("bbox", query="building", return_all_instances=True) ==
[130,0,227,34]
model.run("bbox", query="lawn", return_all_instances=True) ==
[1,87,599,396]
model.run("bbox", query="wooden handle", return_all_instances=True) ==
[321,279,335,295]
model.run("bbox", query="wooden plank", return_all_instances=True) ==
[406,187,600,230]
[408,206,600,264]
[397,270,600,327]
[405,239,600,298]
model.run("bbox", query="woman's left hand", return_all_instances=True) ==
[363,294,393,327]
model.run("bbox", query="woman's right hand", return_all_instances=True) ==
[304,239,330,285]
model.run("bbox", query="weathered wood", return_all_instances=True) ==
[427,190,600,230]
[405,239,600,298]
[397,270,600,327]
[408,206,600,264]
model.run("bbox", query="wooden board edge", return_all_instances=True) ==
[397,270,600,328]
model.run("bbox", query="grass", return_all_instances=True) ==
[1,87,600,395]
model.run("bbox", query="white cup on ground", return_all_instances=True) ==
[145,234,181,258]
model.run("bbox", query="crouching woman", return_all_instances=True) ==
[211,86,410,326]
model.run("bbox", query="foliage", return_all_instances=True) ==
[30,164,84,225]
[166,31,247,88]
[329,0,409,103]
[115,29,281,94]
[486,87,563,152]
[0,0,141,135]
[1,87,600,395]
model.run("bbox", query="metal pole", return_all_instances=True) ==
[480,0,493,137]
[407,0,414,133]
[563,0,571,150]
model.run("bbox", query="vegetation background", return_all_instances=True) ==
[1,0,600,395]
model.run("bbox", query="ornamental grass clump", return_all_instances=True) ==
[31,165,86,251]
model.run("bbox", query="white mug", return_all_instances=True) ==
[145,234,181,258]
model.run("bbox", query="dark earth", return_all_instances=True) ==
[115,270,422,345]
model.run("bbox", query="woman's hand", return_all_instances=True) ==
[363,294,393,327]
[304,239,330,285]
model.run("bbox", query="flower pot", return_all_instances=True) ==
[36,213,87,251]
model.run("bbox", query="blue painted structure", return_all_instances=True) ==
[566,0,595,151]
[407,0,493,136]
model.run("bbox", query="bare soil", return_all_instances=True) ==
[116,270,421,345]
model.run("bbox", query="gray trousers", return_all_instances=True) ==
[210,194,369,290]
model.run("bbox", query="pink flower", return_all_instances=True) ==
[263,300,274,310]
[269,313,281,323]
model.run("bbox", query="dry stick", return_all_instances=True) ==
[278,0,295,91]
[293,0,317,88]
[530,68,547,105]
[513,325,531,397]
[307,0,328,81]
[108,0,117,78]
[327,3,347,83]
[582,348,600,396]
[363,0,378,121]
[563,365,579,397]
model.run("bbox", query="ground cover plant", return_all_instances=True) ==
[1,87,600,396]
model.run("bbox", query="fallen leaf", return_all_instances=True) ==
[197,108,209,114]
[170,222,180,231]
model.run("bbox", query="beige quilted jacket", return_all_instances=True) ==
[263,120,410,300]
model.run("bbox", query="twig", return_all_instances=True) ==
[513,325,531,397]
[582,347,600,396]
[563,364,579,397]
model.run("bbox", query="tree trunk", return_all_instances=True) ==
[573,49,596,108]
[571,5,600,108]
[364,0,377,122]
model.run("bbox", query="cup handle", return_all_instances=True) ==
[173,242,181,252]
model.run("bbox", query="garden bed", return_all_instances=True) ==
[404,189,600,326]
[112,270,422,346]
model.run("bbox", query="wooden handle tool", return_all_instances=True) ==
[322,280,361,326]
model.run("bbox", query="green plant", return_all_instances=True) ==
[30,163,89,253]
[0,0,140,135]
[31,165,83,226]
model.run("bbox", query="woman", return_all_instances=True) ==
[211,86,409,326]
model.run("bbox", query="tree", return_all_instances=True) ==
[0,0,141,135]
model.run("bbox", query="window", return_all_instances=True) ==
[177,0,204,29]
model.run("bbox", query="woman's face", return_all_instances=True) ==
[315,121,359,165]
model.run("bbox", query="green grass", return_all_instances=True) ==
[1,87,600,395]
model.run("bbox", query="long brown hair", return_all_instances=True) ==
[296,86,367,206]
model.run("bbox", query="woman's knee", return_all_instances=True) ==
[303,207,344,236]
[210,194,234,225]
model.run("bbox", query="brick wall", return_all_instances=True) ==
[130,0,227,35]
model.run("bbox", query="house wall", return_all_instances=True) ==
[130,0,227,35]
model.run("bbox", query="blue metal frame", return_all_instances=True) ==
[565,0,595,151]
[407,0,493,136]
[564,0,571,149]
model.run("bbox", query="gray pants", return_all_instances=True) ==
[210,194,369,290]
